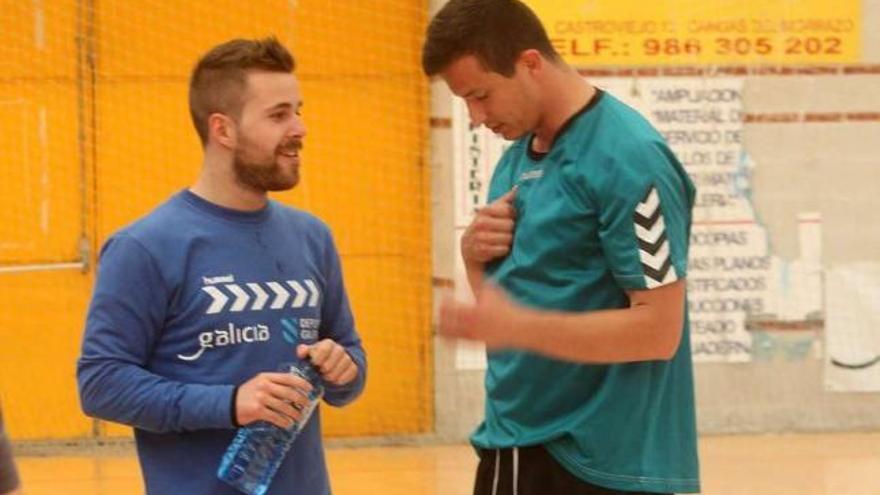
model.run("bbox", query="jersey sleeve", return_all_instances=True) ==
[77,234,235,432]
[317,227,367,407]
[592,141,693,291]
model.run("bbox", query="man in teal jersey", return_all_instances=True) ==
[423,1,700,494]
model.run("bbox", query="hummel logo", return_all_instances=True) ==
[203,274,235,285]
[518,169,543,182]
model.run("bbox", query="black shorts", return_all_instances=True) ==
[474,446,671,495]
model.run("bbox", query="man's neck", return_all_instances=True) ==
[531,71,594,154]
[190,157,268,211]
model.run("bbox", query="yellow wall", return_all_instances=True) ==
[0,0,430,440]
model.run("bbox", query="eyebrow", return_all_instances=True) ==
[266,101,303,113]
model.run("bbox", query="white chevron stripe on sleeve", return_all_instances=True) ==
[634,184,680,288]
[635,188,660,218]
[304,279,320,307]
[638,241,671,271]
[247,283,269,310]
[225,284,251,312]
[645,265,678,289]
[634,216,667,244]
[201,286,228,314]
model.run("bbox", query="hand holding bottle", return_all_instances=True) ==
[234,370,314,429]
[296,339,358,386]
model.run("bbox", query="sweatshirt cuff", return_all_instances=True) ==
[230,386,240,427]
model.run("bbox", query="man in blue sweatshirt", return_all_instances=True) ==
[77,37,366,495]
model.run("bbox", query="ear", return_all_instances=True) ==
[518,49,544,75]
[207,113,236,148]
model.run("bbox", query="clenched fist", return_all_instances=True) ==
[461,187,517,264]
[297,339,358,387]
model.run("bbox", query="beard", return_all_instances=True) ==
[233,136,303,192]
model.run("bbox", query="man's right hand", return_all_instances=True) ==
[235,372,314,429]
[461,187,517,264]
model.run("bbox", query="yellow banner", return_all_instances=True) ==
[529,0,861,66]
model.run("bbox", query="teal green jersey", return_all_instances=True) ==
[473,90,700,494]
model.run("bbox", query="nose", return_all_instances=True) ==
[466,100,486,128]
[290,114,307,139]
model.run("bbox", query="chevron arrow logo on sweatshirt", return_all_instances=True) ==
[201,279,321,314]
[634,185,678,289]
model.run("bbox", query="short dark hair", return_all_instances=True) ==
[422,0,559,77]
[188,37,295,146]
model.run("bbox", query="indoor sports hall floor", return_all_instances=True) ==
[14,431,880,494]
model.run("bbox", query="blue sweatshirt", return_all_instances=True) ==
[77,190,366,495]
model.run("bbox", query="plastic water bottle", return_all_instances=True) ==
[217,362,324,495]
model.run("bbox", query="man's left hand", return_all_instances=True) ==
[297,339,359,386]
[439,283,524,349]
